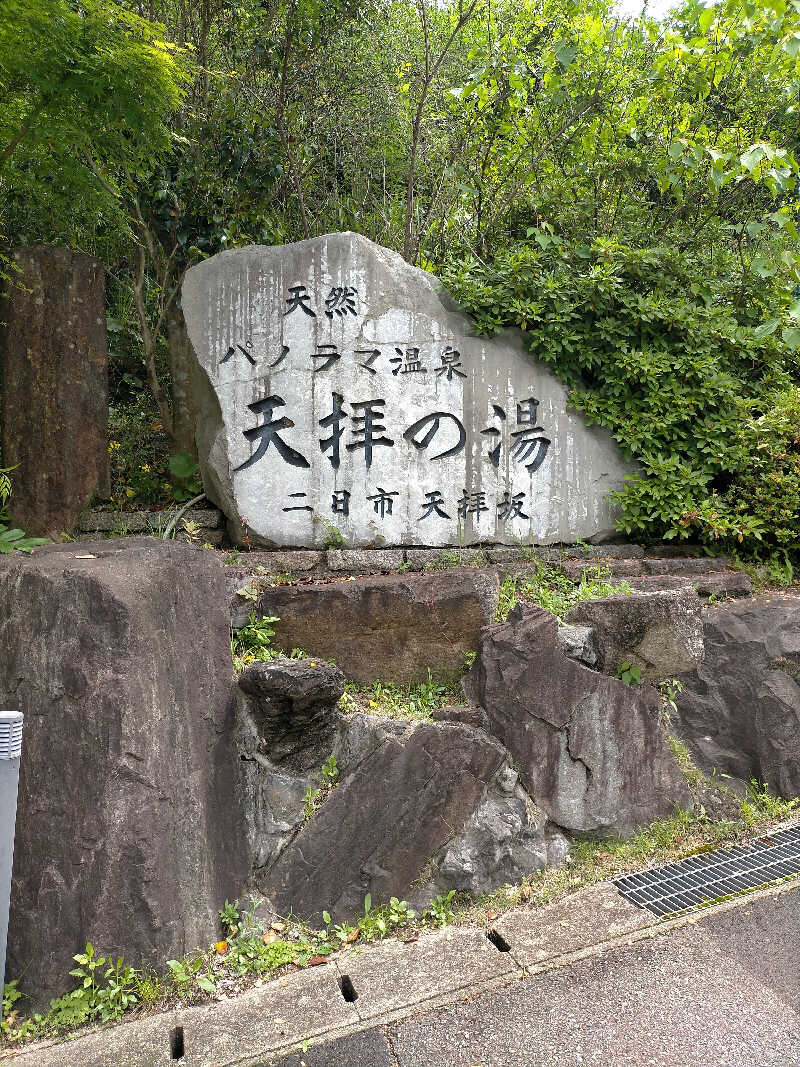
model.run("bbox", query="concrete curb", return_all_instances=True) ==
[4,874,798,1067]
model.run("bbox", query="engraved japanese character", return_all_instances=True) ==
[283,492,313,513]
[220,341,256,366]
[511,429,551,474]
[481,404,507,468]
[234,395,310,472]
[403,412,466,461]
[390,347,427,376]
[319,392,346,470]
[516,397,541,426]
[268,344,290,369]
[324,286,358,318]
[497,490,529,521]
[312,343,341,372]
[332,489,351,516]
[457,491,489,518]
[419,490,450,521]
[434,346,466,381]
[346,399,394,469]
[284,284,316,317]
[367,487,399,519]
[355,348,381,375]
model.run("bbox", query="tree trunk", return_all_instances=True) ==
[166,302,198,459]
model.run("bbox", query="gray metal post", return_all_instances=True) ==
[0,711,23,1011]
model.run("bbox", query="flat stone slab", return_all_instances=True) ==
[241,567,499,684]
[492,882,654,967]
[182,233,633,548]
[643,556,731,575]
[626,572,753,598]
[335,927,518,1020]
[327,548,405,574]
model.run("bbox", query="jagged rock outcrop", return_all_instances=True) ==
[674,597,800,798]
[463,605,691,835]
[235,661,567,923]
[0,539,248,1004]
[565,588,704,682]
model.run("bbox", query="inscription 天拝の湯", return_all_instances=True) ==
[223,281,551,528]
[182,233,633,547]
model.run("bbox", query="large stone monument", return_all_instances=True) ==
[182,233,632,548]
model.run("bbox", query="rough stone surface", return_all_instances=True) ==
[626,572,754,599]
[236,658,347,871]
[327,548,405,573]
[644,556,730,575]
[182,233,633,548]
[431,704,488,729]
[254,715,564,923]
[432,770,570,897]
[0,539,248,1004]
[239,568,500,684]
[565,589,705,682]
[0,246,109,537]
[560,557,644,579]
[238,658,346,770]
[674,597,800,798]
[77,507,225,533]
[404,547,489,570]
[463,606,690,834]
[556,623,599,668]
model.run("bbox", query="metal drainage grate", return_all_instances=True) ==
[615,824,800,918]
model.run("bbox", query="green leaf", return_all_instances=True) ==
[667,141,684,162]
[741,146,766,172]
[781,326,800,350]
[753,318,780,340]
[555,43,577,68]
[168,452,198,479]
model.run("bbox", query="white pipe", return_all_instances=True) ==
[0,710,23,1011]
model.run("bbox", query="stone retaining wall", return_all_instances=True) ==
[77,507,226,545]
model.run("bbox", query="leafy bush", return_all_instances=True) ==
[719,388,800,552]
[496,562,631,622]
[444,241,799,554]
[231,613,281,671]
[0,464,48,553]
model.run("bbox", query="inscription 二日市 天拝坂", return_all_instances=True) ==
[182,233,632,548]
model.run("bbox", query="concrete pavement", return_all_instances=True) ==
[4,880,799,1067]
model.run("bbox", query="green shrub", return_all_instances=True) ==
[443,241,799,555]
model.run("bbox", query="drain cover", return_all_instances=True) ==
[615,824,800,917]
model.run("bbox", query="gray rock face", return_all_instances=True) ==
[556,623,599,668]
[565,589,705,683]
[0,539,248,1004]
[182,233,633,548]
[238,658,346,770]
[235,568,500,685]
[674,598,800,798]
[236,658,347,872]
[464,606,690,835]
[241,706,565,923]
[433,766,569,898]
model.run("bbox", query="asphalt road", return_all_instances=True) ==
[271,888,800,1067]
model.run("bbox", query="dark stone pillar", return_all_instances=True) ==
[0,538,249,1005]
[0,246,109,537]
